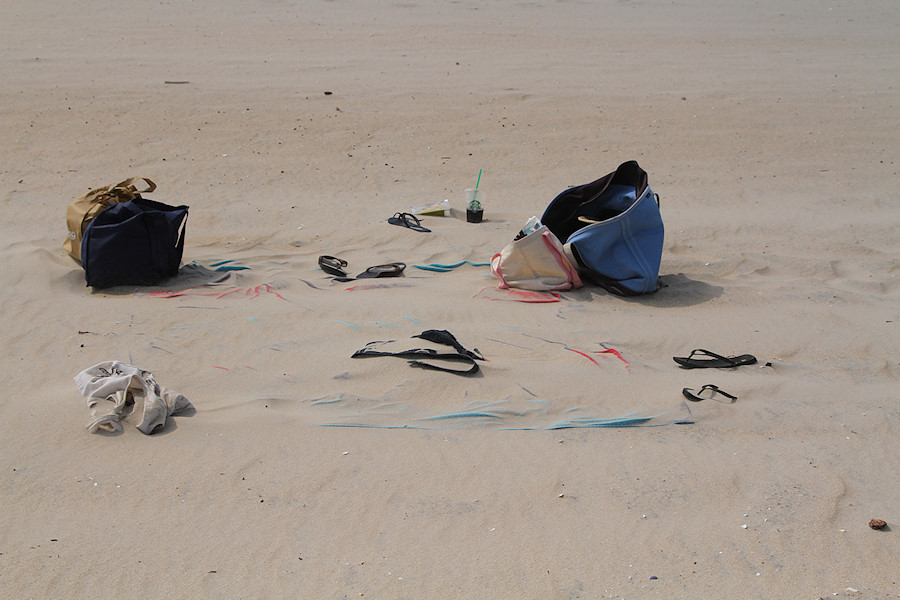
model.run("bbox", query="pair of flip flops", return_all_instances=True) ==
[673,349,757,369]
[319,255,406,281]
[388,212,431,233]
[675,349,754,405]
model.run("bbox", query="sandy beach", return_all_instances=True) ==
[1,0,898,597]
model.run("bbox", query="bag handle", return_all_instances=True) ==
[541,231,583,289]
[112,177,156,196]
[86,177,156,208]
[77,178,157,236]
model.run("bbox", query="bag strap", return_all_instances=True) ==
[490,252,509,289]
[562,242,583,270]
[84,177,156,209]
[541,231,583,289]
[96,178,156,203]
[79,178,157,230]
[114,177,156,195]
[351,330,483,376]
[352,347,480,375]
[174,210,188,249]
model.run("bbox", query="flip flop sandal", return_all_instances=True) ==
[318,255,349,277]
[673,349,757,369]
[388,212,431,233]
[682,384,737,403]
[354,262,406,279]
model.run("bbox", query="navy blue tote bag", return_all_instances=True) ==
[81,197,188,288]
[541,161,663,296]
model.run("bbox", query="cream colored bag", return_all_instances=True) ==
[490,226,583,291]
[64,177,156,261]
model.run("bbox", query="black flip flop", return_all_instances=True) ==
[354,262,406,279]
[673,349,757,369]
[388,212,431,233]
[682,384,737,403]
[318,255,349,277]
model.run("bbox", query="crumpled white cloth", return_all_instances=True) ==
[74,361,192,434]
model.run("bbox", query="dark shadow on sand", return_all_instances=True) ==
[562,273,723,307]
[86,263,235,296]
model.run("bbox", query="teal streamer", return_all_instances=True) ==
[215,265,251,272]
[420,411,502,421]
[413,260,491,272]
[320,423,436,430]
[209,259,250,272]
[547,416,655,429]
[311,397,343,405]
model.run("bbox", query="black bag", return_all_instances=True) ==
[541,160,664,296]
[81,197,188,288]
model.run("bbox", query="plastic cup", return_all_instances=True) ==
[465,188,484,223]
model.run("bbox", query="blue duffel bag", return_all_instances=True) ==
[541,160,663,296]
[81,196,188,288]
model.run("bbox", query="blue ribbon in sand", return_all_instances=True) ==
[307,394,684,430]
[413,260,490,272]
[209,259,251,272]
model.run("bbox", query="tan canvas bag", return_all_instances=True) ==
[64,177,156,261]
[490,225,583,291]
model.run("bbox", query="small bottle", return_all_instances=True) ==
[514,216,542,240]
[409,199,450,216]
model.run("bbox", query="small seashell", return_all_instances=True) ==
[868,518,886,530]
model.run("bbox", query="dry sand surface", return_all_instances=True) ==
[2,0,899,598]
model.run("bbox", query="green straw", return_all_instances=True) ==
[470,169,483,209]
